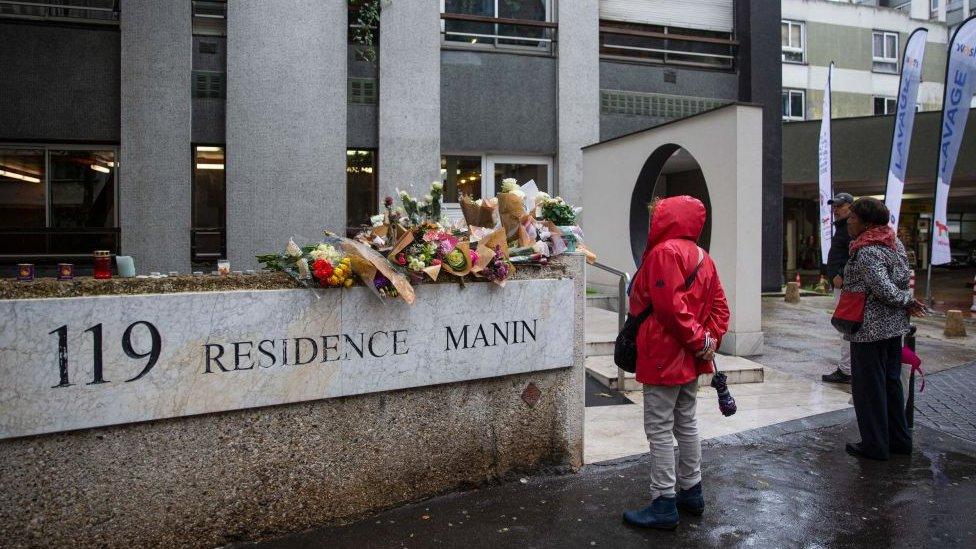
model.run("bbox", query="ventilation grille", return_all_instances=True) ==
[600,89,729,119]
[348,77,377,104]
[193,71,224,99]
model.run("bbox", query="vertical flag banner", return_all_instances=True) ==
[932,16,976,266]
[818,62,834,265]
[884,28,928,229]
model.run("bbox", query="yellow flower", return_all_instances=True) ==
[344,278,353,288]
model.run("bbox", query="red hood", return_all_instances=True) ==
[641,196,706,263]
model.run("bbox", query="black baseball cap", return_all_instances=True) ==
[828,192,854,205]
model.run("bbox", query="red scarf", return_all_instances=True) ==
[850,224,897,254]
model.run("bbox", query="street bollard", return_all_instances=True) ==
[785,281,800,303]
[944,310,967,338]
[905,325,917,429]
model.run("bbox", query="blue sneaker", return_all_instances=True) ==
[676,483,704,516]
[622,495,679,530]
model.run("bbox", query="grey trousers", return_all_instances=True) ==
[643,380,702,499]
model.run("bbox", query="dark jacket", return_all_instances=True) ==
[826,217,851,279]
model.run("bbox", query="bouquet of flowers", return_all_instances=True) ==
[496,178,528,240]
[459,194,498,228]
[256,237,355,288]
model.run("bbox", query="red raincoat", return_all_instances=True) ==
[628,196,730,386]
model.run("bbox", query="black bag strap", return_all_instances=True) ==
[632,247,705,325]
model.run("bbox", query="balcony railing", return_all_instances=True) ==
[0,0,119,23]
[600,23,737,70]
[441,12,557,52]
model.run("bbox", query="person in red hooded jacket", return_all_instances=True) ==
[623,195,730,530]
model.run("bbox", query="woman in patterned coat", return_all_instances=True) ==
[842,197,925,460]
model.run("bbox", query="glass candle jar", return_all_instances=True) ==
[93,250,112,279]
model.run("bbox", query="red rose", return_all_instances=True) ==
[313,259,333,279]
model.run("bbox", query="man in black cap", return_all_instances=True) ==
[824,192,854,384]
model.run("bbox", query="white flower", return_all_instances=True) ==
[424,194,433,203]
[500,178,519,193]
[285,238,302,258]
[296,257,310,279]
[534,192,552,206]
[308,243,343,264]
[370,213,385,227]
[431,182,443,192]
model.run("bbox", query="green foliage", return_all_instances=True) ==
[541,200,577,226]
[351,0,382,64]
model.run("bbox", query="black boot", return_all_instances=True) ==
[823,368,852,384]
[676,483,704,516]
[623,495,679,530]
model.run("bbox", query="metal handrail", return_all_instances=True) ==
[589,261,631,392]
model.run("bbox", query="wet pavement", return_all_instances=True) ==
[758,296,976,384]
[239,409,976,549]
[915,362,976,444]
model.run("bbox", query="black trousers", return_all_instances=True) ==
[850,336,912,458]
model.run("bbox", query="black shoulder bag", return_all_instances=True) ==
[613,247,705,373]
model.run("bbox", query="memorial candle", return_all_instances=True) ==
[57,263,74,281]
[93,250,112,279]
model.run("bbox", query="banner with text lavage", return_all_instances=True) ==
[884,28,928,229]
[818,62,834,266]
[930,16,976,289]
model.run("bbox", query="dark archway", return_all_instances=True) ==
[629,144,712,265]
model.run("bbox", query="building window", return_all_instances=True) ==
[491,157,551,195]
[874,96,898,115]
[441,0,553,51]
[440,154,553,205]
[599,20,735,70]
[441,155,483,204]
[192,145,226,264]
[0,0,118,23]
[192,0,226,36]
[781,20,805,63]
[0,145,118,258]
[193,71,225,99]
[348,78,378,104]
[872,31,899,73]
[601,90,729,120]
[782,89,805,121]
[347,150,377,234]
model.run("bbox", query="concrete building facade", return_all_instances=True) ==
[0,0,782,288]
[781,0,951,122]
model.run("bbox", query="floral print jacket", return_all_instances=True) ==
[842,239,913,343]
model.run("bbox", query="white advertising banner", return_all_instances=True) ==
[0,281,575,439]
[932,17,976,265]
[884,28,928,229]
[818,62,834,265]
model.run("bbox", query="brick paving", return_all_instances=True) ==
[914,361,976,444]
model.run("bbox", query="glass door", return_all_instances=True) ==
[486,155,553,195]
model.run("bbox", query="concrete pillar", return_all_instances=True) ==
[120,0,192,273]
[226,0,347,269]
[378,0,440,204]
[736,0,782,293]
[557,0,600,209]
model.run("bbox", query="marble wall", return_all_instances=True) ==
[0,280,573,440]
[0,257,586,547]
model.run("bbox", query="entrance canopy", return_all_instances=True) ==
[582,103,764,356]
